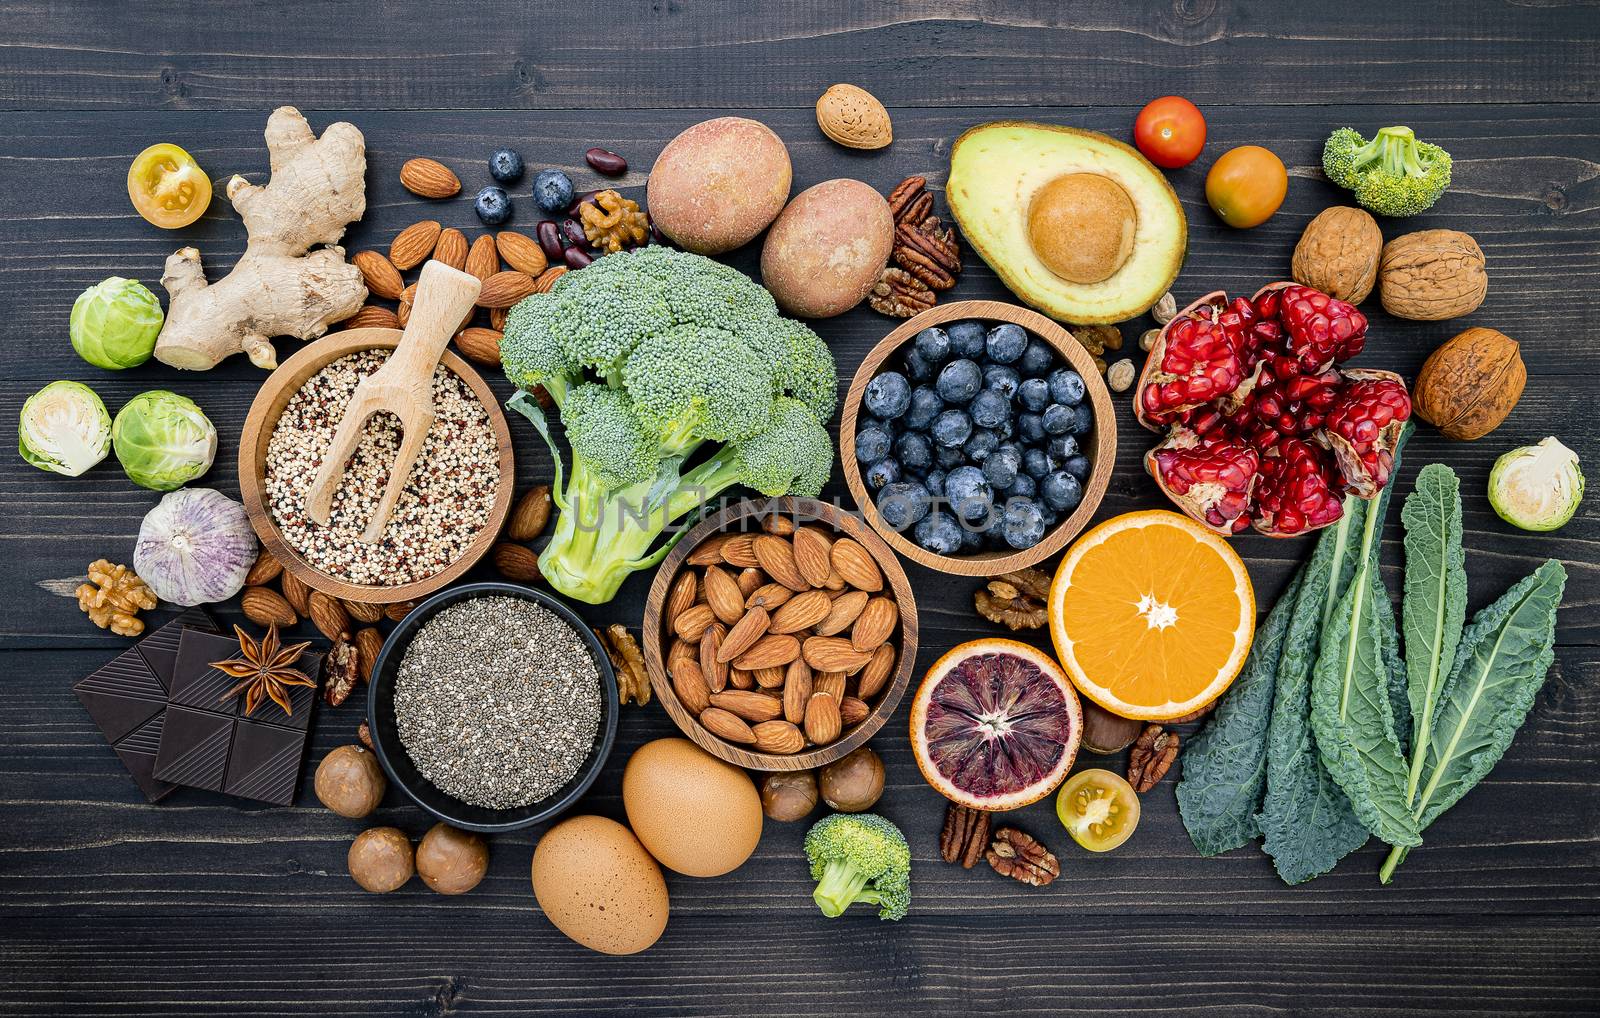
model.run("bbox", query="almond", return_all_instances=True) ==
[344,599,384,624]
[673,603,717,643]
[352,250,405,300]
[384,599,416,623]
[667,637,697,673]
[506,485,552,542]
[671,658,710,713]
[396,282,417,326]
[823,568,848,592]
[496,230,549,276]
[736,568,765,597]
[453,326,503,367]
[792,527,834,587]
[665,570,698,626]
[702,565,746,626]
[753,720,805,754]
[241,586,296,628]
[687,535,731,566]
[804,692,843,744]
[492,543,541,582]
[830,538,883,592]
[840,696,870,726]
[709,689,783,723]
[761,514,797,536]
[478,270,537,308]
[857,643,895,700]
[753,665,786,689]
[400,158,461,199]
[719,534,760,569]
[280,571,312,615]
[729,668,755,690]
[342,305,402,331]
[814,671,847,701]
[243,548,283,587]
[700,707,756,744]
[815,590,869,637]
[389,219,442,270]
[354,627,385,684]
[465,234,500,281]
[308,590,352,642]
[802,636,873,673]
[744,582,792,611]
[753,534,808,591]
[434,228,469,270]
[716,606,770,663]
[783,659,813,724]
[532,266,568,294]
[769,589,833,634]
[699,623,729,693]
[732,633,802,671]
[489,306,508,331]
[851,597,898,652]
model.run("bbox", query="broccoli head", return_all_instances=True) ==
[1322,126,1451,217]
[803,813,910,921]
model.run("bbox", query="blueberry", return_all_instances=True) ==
[894,431,934,473]
[992,415,1015,440]
[1042,404,1074,435]
[1041,470,1084,513]
[877,481,931,530]
[960,523,985,553]
[532,169,575,214]
[986,323,1029,364]
[982,364,1020,399]
[864,371,912,419]
[864,457,901,491]
[1040,507,1060,529]
[946,320,987,359]
[1017,412,1046,444]
[1048,368,1087,406]
[1069,404,1095,436]
[474,186,512,225]
[936,443,967,469]
[1001,499,1047,550]
[945,466,994,523]
[983,446,1020,489]
[1006,473,1037,499]
[931,408,973,448]
[1018,339,1057,377]
[904,386,944,431]
[970,388,1011,430]
[925,469,947,497]
[854,423,892,464]
[1060,453,1091,481]
[964,428,999,463]
[1023,447,1052,479]
[914,326,951,365]
[935,359,983,404]
[901,348,933,382]
[1047,434,1078,463]
[1017,377,1051,412]
[489,148,525,184]
[914,510,964,555]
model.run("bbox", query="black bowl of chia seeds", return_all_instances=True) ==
[365,582,620,832]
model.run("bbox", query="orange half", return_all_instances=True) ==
[1048,510,1254,721]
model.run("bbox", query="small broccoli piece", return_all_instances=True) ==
[500,287,581,404]
[803,813,910,921]
[561,384,659,487]
[1322,126,1451,217]
[759,319,839,422]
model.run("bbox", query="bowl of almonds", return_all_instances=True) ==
[643,497,919,771]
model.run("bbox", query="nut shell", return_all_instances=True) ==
[415,823,489,895]
[815,83,893,150]
[1291,206,1382,303]
[1379,229,1488,320]
[314,744,387,818]
[348,826,414,893]
[1414,327,1526,440]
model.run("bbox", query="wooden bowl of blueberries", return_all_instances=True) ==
[840,299,1115,576]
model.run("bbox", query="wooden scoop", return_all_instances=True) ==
[305,260,482,543]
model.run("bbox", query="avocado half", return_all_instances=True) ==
[947,121,1187,324]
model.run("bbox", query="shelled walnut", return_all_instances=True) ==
[580,190,649,254]
[76,560,157,636]
[973,567,1051,630]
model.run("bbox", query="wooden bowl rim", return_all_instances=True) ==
[641,496,920,772]
[839,299,1117,576]
[237,328,516,605]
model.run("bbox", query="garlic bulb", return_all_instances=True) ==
[134,488,258,605]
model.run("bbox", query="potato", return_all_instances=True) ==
[647,117,791,255]
[348,826,414,893]
[314,744,386,819]
[760,179,893,318]
[415,822,488,895]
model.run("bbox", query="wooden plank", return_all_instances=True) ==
[0,1,1596,111]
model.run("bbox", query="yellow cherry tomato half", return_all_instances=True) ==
[1204,145,1287,228]
[1056,768,1141,852]
[127,143,212,229]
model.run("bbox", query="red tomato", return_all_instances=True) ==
[1133,96,1206,169]
[1205,145,1288,228]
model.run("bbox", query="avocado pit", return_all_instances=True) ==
[1027,173,1137,285]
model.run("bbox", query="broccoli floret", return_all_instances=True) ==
[758,319,839,422]
[500,288,581,404]
[561,384,659,488]
[803,813,911,921]
[623,324,776,451]
[1322,126,1451,217]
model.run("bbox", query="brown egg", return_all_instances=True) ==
[531,815,668,955]
[1028,173,1137,284]
[622,738,763,877]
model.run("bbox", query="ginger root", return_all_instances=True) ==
[154,107,369,371]
[77,560,158,637]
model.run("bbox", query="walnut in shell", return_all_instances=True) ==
[1291,205,1382,303]
[1378,229,1487,320]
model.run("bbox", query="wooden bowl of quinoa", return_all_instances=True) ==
[238,328,515,604]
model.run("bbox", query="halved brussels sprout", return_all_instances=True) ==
[1488,436,1583,532]
[112,390,217,491]
[70,277,164,370]
[19,380,112,477]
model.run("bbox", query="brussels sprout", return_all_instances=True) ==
[1488,436,1583,532]
[112,390,217,491]
[70,277,165,370]
[19,381,112,477]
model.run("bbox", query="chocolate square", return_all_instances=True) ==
[168,630,251,716]
[223,720,310,804]
[152,705,234,792]
[135,608,218,687]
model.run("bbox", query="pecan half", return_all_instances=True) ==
[1127,724,1180,792]
[895,216,961,291]
[985,826,1060,886]
[939,802,992,869]
[868,266,936,318]
[322,640,360,708]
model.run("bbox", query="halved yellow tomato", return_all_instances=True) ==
[1056,768,1141,852]
[128,143,212,228]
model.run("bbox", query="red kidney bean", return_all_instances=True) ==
[560,218,586,247]
[564,246,594,269]
[536,220,565,260]
[650,223,670,247]
[585,148,627,176]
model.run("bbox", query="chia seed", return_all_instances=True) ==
[393,596,602,810]
[264,350,499,585]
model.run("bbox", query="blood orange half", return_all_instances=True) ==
[910,639,1082,811]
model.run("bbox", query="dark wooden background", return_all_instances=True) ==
[2,3,1596,1015]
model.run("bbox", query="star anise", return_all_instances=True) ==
[211,624,316,717]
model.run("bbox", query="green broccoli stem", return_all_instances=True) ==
[812,859,882,918]
[1354,126,1425,179]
